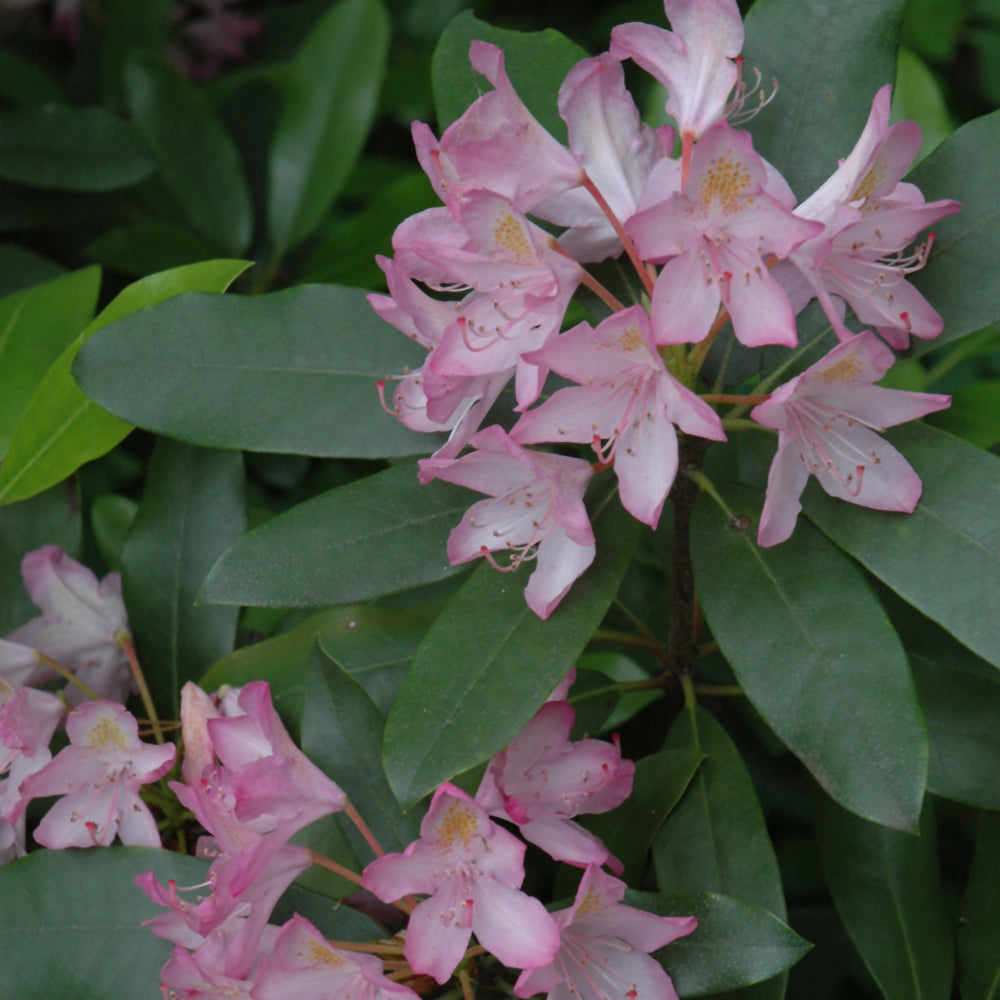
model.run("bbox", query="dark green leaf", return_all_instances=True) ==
[0,49,66,107]
[814,794,954,1000]
[0,847,207,1000]
[432,11,586,139]
[85,218,219,278]
[0,259,251,506]
[586,749,704,884]
[201,463,469,608]
[121,440,246,717]
[73,284,436,459]
[743,0,905,199]
[0,266,100,459]
[0,243,65,297]
[958,812,1000,1000]
[909,111,1000,351]
[692,482,927,831]
[628,890,811,996]
[267,0,389,255]
[804,424,1000,670]
[384,498,639,806]
[0,107,155,191]
[91,495,138,573]
[98,0,174,107]
[125,54,253,255]
[301,643,421,857]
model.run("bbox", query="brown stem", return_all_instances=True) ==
[116,633,165,745]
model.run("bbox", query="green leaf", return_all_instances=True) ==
[803,424,1000,670]
[0,259,251,506]
[743,0,905,199]
[0,243,65,297]
[586,749,704,884]
[692,482,927,831]
[301,643,421,857]
[891,48,954,164]
[121,440,246,717]
[432,11,587,139]
[91,495,138,572]
[125,54,253,255]
[200,601,444,728]
[958,813,1000,1000]
[628,890,812,996]
[927,379,1000,449]
[0,482,81,634]
[201,463,469,608]
[0,266,100,459]
[267,0,389,255]
[98,0,174,108]
[85,218,219,278]
[73,284,435,459]
[909,111,1000,351]
[384,497,639,806]
[0,49,67,107]
[0,107,155,191]
[814,794,954,1000]
[0,847,207,1000]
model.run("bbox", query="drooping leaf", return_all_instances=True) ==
[384,497,639,806]
[804,424,1000,670]
[692,482,927,831]
[814,794,954,1000]
[0,259,251,506]
[958,812,1000,1000]
[121,440,246,718]
[125,54,254,255]
[0,107,155,191]
[432,12,587,139]
[267,0,389,255]
[301,643,421,858]
[0,847,207,1000]
[200,463,468,608]
[628,890,811,996]
[0,266,100,459]
[743,0,905,199]
[73,284,435,459]
[909,110,1000,351]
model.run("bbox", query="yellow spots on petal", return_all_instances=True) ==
[575,887,604,917]
[435,801,479,850]
[816,355,864,384]
[492,211,535,263]
[615,326,645,354]
[698,154,752,215]
[87,715,129,750]
[301,940,349,968]
[853,156,887,201]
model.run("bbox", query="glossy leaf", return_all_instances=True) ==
[200,463,468,608]
[958,812,1000,1000]
[628,890,812,996]
[121,440,246,717]
[0,266,100,458]
[0,847,207,1000]
[73,284,435,459]
[384,497,640,806]
[267,0,389,255]
[301,643,421,858]
[743,0,904,199]
[0,259,251,506]
[804,424,1000,670]
[432,11,587,139]
[125,54,253,255]
[909,111,1000,351]
[0,107,155,191]
[815,795,954,1000]
[586,749,704,884]
[692,482,927,831]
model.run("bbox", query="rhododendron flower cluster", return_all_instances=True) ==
[371,0,958,618]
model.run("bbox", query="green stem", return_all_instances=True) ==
[37,653,100,702]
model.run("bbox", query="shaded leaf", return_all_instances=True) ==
[958,813,1000,1000]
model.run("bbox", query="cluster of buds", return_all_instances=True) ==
[372,0,958,618]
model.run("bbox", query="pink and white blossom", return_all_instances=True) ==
[362,783,560,983]
[751,331,951,546]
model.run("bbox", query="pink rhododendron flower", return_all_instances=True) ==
[751,331,951,546]
[610,0,744,143]
[15,700,174,848]
[0,638,42,687]
[167,0,262,80]
[362,783,560,984]
[253,914,419,1000]
[476,700,634,872]
[420,426,595,620]
[515,865,697,1000]
[512,305,725,528]
[627,123,821,348]
[8,545,133,702]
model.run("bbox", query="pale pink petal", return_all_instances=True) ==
[757,437,811,547]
